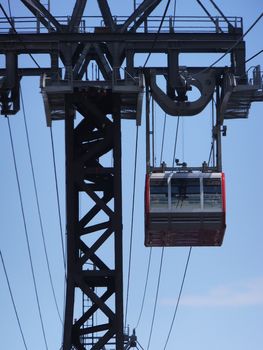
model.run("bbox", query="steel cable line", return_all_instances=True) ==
[246,49,263,63]
[208,97,216,167]
[50,127,66,271]
[181,118,185,162]
[0,4,41,69]
[143,0,172,67]
[160,113,167,165]
[0,250,28,350]
[135,247,152,329]
[49,113,67,350]
[146,247,165,350]
[172,0,177,27]
[172,116,180,167]
[7,0,12,17]
[125,125,140,328]
[20,89,63,324]
[5,0,64,322]
[135,340,145,350]
[163,247,192,349]
[192,9,263,77]
[6,117,49,350]
[3,0,66,307]
[151,98,156,167]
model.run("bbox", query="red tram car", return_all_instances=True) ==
[145,171,226,247]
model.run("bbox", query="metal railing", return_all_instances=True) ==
[0,15,242,34]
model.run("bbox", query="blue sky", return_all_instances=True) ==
[0,1,263,350]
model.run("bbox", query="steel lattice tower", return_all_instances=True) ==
[1,1,262,349]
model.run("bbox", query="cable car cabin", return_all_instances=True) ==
[145,172,226,247]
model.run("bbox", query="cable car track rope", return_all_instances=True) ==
[143,0,172,67]
[6,117,49,350]
[160,113,167,165]
[192,7,263,76]
[208,98,216,167]
[135,247,153,329]
[172,116,180,167]
[146,247,165,350]
[245,49,263,63]
[50,127,66,272]
[163,247,192,349]
[0,250,28,350]
[0,4,41,69]
[2,1,66,327]
[21,89,63,324]
[125,125,139,328]
[1,3,65,273]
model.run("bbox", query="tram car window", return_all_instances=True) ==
[145,172,226,247]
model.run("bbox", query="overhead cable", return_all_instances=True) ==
[4,0,64,327]
[7,0,12,17]
[163,247,192,349]
[7,117,49,350]
[172,0,177,27]
[160,113,167,165]
[208,98,216,167]
[0,250,28,350]
[143,0,172,67]
[21,90,63,324]
[245,49,263,63]
[146,247,165,350]
[193,11,263,76]
[125,125,140,328]
[135,247,153,329]
[208,0,233,29]
[0,4,41,69]
[151,97,156,167]
[172,116,180,167]
[50,127,66,272]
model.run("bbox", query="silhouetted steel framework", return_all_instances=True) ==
[1,1,263,349]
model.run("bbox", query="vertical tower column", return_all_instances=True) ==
[63,91,124,350]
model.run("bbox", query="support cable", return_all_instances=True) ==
[163,247,192,349]
[172,0,177,27]
[6,0,67,275]
[50,126,67,349]
[208,97,216,167]
[0,4,41,69]
[6,117,49,350]
[151,97,156,167]
[209,0,233,28]
[160,113,167,165]
[125,125,139,328]
[172,116,180,167]
[207,141,214,168]
[135,247,152,329]
[181,118,185,163]
[7,0,12,18]
[143,0,172,67]
[192,10,263,76]
[20,90,63,324]
[0,250,28,350]
[146,247,165,350]
[137,340,145,350]
[245,49,263,63]
[50,127,66,271]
